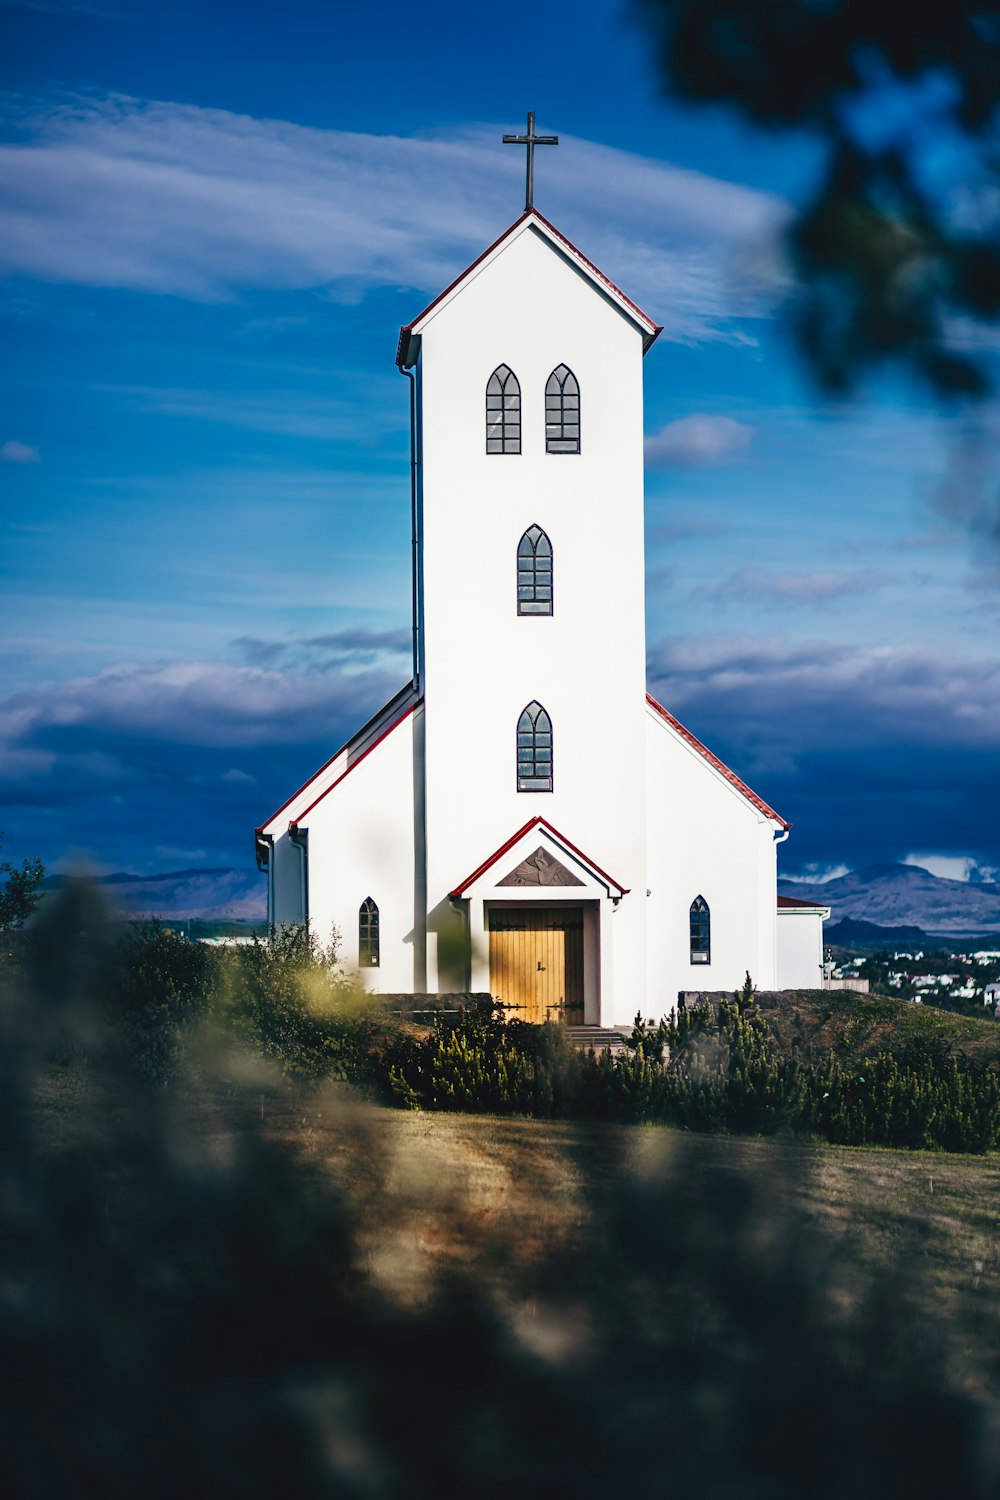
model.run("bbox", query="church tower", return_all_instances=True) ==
[256,122,818,1023]
[396,207,661,1019]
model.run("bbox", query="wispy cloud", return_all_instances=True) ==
[647,633,1000,869]
[0,658,402,766]
[781,863,852,884]
[1,439,40,463]
[645,414,755,466]
[0,653,407,871]
[115,385,399,442]
[233,628,411,672]
[647,514,728,544]
[0,95,788,343]
[648,635,1000,752]
[903,853,1000,884]
[705,566,880,605]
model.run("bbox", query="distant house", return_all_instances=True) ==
[773,895,832,989]
[985,982,1000,1009]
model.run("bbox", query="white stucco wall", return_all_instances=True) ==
[776,908,827,989]
[414,221,650,1019]
[644,704,780,1021]
[263,701,422,992]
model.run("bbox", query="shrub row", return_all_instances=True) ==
[49,920,1000,1153]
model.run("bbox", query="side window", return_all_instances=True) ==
[517,701,553,791]
[545,364,580,454]
[517,525,553,615]
[359,897,380,968]
[690,896,710,964]
[486,364,521,454]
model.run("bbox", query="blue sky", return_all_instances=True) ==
[2,0,999,889]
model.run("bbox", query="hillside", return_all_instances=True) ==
[43,867,267,922]
[778,863,1000,936]
[756,988,1000,1069]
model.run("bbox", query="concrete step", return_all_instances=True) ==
[565,1026,630,1054]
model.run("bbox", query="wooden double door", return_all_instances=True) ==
[488,906,585,1024]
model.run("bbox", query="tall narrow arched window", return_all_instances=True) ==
[545,364,580,453]
[359,897,380,968]
[690,896,710,965]
[486,364,521,454]
[517,701,553,791]
[517,525,553,615]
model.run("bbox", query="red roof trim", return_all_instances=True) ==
[645,692,790,829]
[259,685,419,830]
[777,894,829,911]
[397,211,531,357]
[294,700,419,823]
[530,209,662,347]
[450,815,630,898]
[397,209,661,363]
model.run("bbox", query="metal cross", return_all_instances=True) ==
[503,111,559,212]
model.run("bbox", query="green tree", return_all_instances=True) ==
[637,1,1000,402]
[0,835,45,933]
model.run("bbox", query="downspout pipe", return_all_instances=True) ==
[255,829,274,929]
[398,357,420,690]
[397,335,427,993]
[289,823,308,930]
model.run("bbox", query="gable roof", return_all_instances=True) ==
[777,894,831,914]
[450,815,630,899]
[396,208,662,368]
[256,682,421,836]
[645,692,790,830]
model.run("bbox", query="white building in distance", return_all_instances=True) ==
[256,204,824,1025]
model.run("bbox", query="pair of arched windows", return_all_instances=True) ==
[486,364,580,454]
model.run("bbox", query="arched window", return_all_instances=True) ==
[545,364,580,453]
[486,364,521,454]
[517,701,553,791]
[517,525,553,615]
[359,897,380,968]
[690,896,710,964]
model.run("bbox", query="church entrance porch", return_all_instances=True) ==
[487,905,585,1024]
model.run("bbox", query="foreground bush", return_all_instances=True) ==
[223,924,381,1081]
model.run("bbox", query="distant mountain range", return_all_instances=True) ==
[778,863,1000,937]
[40,859,1000,939]
[43,867,267,923]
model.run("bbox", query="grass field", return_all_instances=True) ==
[104,1079,993,1393]
[19,1056,1000,1496]
[757,986,1000,1067]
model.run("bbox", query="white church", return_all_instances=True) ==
[256,130,827,1025]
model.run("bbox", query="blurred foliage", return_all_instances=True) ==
[3,881,998,1497]
[223,924,383,1083]
[636,0,1000,399]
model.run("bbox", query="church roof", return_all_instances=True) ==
[396,208,662,368]
[645,692,791,830]
[450,815,630,899]
[777,894,830,913]
[256,682,421,835]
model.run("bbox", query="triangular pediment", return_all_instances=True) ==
[497,846,585,888]
[396,211,661,368]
